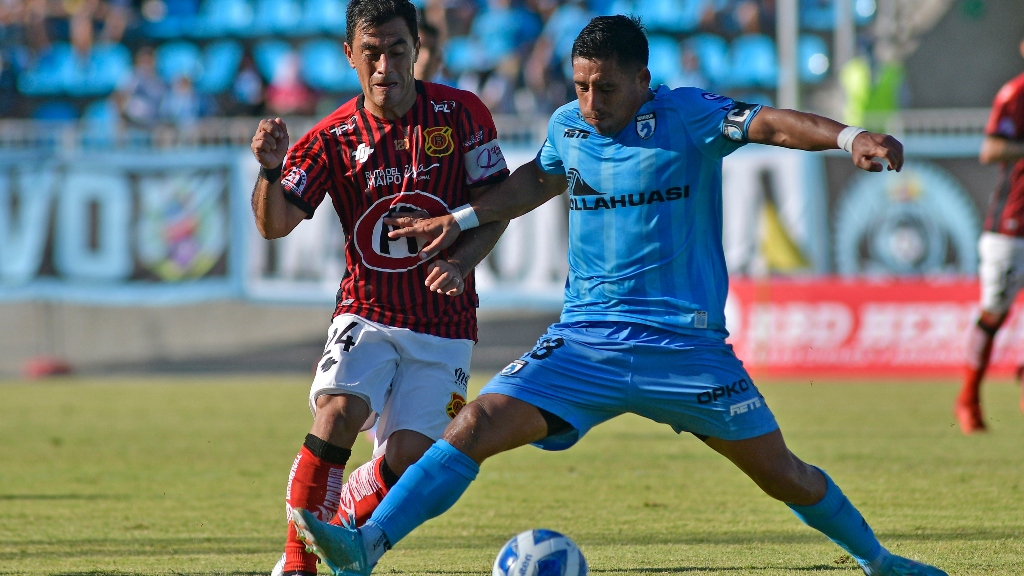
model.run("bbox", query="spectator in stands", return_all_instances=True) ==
[160,74,215,126]
[524,0,592,111]
[117,45,166,127]
[670,45,708,90]
[230,53,266,116]
[470,0,541,60]
[0,50,16,117]
[414,16,451,85]
[265,53,317,116]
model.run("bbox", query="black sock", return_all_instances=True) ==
[303,433,352,466]
[379,456,400,488]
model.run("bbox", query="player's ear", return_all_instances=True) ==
[343,42,356,68]
[637,66,651,90]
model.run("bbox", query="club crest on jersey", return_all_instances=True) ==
[353,192,447,272]
[635,112,656,139]
[446,392,467,419]
[352,143,374,164]
[500,359,528,376]
[424,126,454,157]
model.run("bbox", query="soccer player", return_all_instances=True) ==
[250,1,511,574]
[289,15,947,576]
[955,36,1024,434]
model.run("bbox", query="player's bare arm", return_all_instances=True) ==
[747,106,904,173]
[423,183,511,296]
[386,161,567,259]
[979,135,1024,164]
[250,117,306,239]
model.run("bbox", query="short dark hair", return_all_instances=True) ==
[571,15,648,71]
[345,0,419,46]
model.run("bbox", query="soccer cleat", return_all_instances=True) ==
[954,401,986,434]
[866,554,948,576]
[291,508,371,576]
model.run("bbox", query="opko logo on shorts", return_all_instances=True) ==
[353,192,450,272]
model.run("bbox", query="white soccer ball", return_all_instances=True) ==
[492,529,588,576]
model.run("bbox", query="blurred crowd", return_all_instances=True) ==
[0,0,871,125]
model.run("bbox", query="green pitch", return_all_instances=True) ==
[1,376,1022,575]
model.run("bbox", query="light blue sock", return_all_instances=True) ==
[787,468,887,568]
[369,439,479,546]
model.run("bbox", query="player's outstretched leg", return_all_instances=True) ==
[292,395,550,575]
[705,430,947,576]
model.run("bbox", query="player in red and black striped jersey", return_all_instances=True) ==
[250,2,511,574]
[957,37,1024,434]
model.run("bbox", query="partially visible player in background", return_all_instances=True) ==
[251,1,510,574]
[955,36,1024,434]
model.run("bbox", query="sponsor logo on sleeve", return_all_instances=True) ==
[465,139,507,183]
[463,129,485,148]
[423,126,455,156]
[635,112,656,139]
[702,91,727,100]
[281,167,307,195]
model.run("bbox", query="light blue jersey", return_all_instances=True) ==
[536,86,761,339]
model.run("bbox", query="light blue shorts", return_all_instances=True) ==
[480,321,779,450]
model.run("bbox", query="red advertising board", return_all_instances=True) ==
[726,278,1024,378]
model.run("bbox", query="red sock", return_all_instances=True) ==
[332,454,390,528]
[284,442,349,573]
[959,322,996,406]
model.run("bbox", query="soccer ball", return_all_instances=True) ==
[492,529,588,576]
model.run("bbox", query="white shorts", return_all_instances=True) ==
[309,314,473,454]
[978,231,1024,314]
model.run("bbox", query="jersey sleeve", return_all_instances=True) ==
[674,89,761,159]
[280,129,332,219]
[456,93,510,187]
[986,81,1024,140]
[535,111,566,174]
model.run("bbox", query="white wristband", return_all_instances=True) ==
[450,203,479,231]
[837,126,866,153]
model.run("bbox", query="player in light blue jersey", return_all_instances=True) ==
[289,15,946,576]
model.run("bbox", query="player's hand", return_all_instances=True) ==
[851,131,903,172]
[251,118,289,169]
[425,260,465,296]
[385,214,462,260]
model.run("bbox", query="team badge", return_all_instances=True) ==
[424,126,454,157]
[500,359,528,376]
[446,392,467,419]
[635,112,656,139]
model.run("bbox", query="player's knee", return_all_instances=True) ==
[753,455,823,504]
[441,400,496,462]
[312,393,370,436]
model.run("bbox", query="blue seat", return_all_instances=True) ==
[799,34,829,83]
[251,0,303,36]
[143,0,200,38]
[17,43,75,95]
[647,35,682,88]
[300,39,360,92]
[67,42,132,96]
[299,0,346,34]
[254,39,293,81]
[685,34,730,88]
[637,0,706,32]
[730,34,777,88]
[800,0,876,30]
[156,41,202,82]
[444,36,489,75]
[33,101,78,121]
[190,0,253,37]
[197,40,244,93]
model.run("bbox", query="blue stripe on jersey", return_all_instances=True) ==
[536,86,760,339]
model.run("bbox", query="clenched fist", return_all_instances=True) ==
[251,118,290,169]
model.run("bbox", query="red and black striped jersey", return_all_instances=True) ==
[984,71,1024,237]
[280,81,509,341]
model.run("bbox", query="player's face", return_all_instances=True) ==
[345,17,420,119]
[572,57,652,136]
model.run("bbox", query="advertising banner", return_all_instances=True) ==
[0,150,244,304]
[726,278,1024,378]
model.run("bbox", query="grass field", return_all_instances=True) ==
[1,376,1023,576]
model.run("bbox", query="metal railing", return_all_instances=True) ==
[0,109,985,150]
